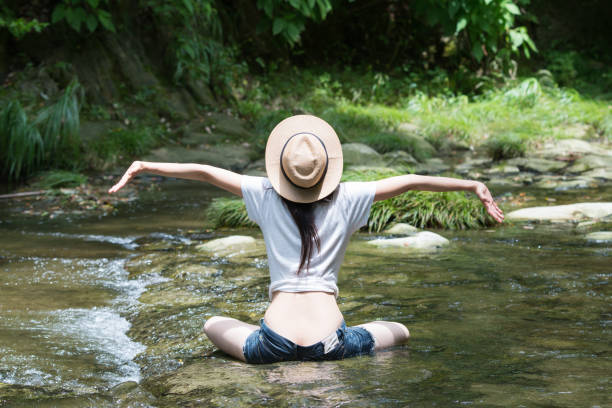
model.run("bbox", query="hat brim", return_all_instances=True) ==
[265,115,343,203]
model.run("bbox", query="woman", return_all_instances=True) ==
[109,115,504,364]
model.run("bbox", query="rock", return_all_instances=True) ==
[454,158,492,174]
[566,155,610,173]
[581,168,612,181]
[243,158,267,177]
[383,150,418,170]
[414,158,450,174]
[506,157,567,173]
[367,231,449,250]
[552,178,598,191]
[342,143,385,167]
[585,231,612,243]
[164,89,197,120]
[487,177,522,187]
[208,112,252,140]
[384,223,419,235]
[180,131,217,147]
[196,235,258,256]
[506,202,612,222]
[186,78,215,106]
[397,122,420,133]
[535,139,612,159]
[79,120,124,143]
[555,123,594,139]
[144,144,251,171]
[484,165,520,175]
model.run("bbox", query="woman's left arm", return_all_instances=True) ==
[108,161,243,196]
[374,174,504,223]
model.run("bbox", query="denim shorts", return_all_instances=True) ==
[243,319,375,364]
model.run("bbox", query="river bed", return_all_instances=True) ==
[0,180,610,407]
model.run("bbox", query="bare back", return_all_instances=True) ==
[264,291,343,346]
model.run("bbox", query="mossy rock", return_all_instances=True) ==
[342,143,385,167]
[144,144,251,172]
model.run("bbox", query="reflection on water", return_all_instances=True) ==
[0,181,610,406]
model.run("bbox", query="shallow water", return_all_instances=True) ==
[0,181,610,407]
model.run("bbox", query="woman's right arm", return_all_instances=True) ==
[108,161,243,196]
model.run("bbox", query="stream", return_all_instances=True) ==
[0,180,610,407]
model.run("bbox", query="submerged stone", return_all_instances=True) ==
[196,235,258,256]
[367,231,449,250]
[584,231,612,243]
[485,165,520,175]
[506,202,612,222]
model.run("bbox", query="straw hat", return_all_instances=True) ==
[265,115,343,203]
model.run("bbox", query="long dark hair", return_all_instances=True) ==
[282,194,333,274]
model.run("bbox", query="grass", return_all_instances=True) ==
[206,197,256,228]
[90,127,162,163]
[32,170,87,189]
[0,80,82,180]
[0,101,44,180]
[205,168,494,232]
[235,69,611,162]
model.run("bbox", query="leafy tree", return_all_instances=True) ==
[51,0,115,33]
[413,0,536,62]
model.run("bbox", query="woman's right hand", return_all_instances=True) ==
[473,181,504,223]
[108,161,145,194]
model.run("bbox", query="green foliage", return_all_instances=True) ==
[32,170,87,189]
[0,11,48,38]
[0,80,83,181]
[0,101,44,180]
[35,80,83,168]
[91,127,160,162]
[485,133,525,160]
[206,197,256,228]
[256,0,333,45]
[501,77,541,108]
[413,0,536,63]
[51,0,115,33]
[144,0,234,91]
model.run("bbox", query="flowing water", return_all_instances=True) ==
[0,181,610,407]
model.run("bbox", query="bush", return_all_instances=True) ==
[90,127,160,163]
[485,133,526,160]
[0,80,82,180]
[32,170,87,189]
[0,101,44,180]
[205,168,495,231]
[206,197,255,228]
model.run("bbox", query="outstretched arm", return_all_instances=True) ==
[108,161,243,196]
[374,174,504,223]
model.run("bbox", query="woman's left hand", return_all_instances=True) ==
[108,161,144,194]
[474,182,504,223]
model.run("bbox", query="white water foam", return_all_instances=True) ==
[0,255,169,389]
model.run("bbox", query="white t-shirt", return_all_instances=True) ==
[241,176,376,299]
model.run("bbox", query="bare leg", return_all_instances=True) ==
[203,316,259,362]
[356,321,410,351]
